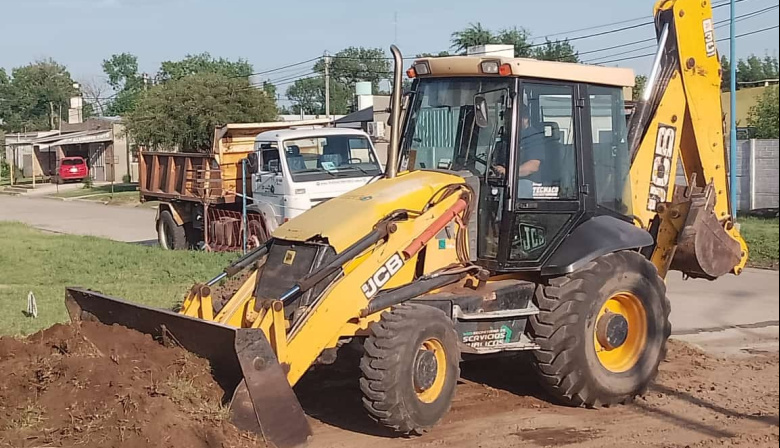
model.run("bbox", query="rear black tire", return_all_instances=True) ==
[157,210,187,250]
[529,250,671,407]
[360,303,460,434]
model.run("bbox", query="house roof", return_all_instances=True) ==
[33,129,112,149]
[335,107,374,124]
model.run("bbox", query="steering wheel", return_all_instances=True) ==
[348,157,363,164]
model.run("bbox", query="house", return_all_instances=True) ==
[4,117,133,183]
[334,91,391,165]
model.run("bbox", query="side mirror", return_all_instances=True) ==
[246,153,259,173]
[268,159,281,173]
[474,95,489,128]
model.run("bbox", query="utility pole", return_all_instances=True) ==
[49,102,55,130]
[324,51,331,120]
[729,0,737,218]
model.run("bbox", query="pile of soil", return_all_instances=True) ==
[0,322,261,448]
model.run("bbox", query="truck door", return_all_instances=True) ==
[256,146,284,223]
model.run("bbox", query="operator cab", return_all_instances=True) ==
[399,56,637,272]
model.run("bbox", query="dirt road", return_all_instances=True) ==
[300,341,778,448]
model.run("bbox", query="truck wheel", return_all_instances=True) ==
[529,250,671,407]
[360,303,460,434]
[157,210,187,250]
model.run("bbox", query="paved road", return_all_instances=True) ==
[0,195,157,244]
[2,195,777,352]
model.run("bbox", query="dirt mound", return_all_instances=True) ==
[0,322,261,448]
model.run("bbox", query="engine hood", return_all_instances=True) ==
[272,170,465,253]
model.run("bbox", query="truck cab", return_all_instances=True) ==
[252,128,383,223]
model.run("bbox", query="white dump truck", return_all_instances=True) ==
[140,122,382,251]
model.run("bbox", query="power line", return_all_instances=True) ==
[594,24,779,65]
[585,4,778,63]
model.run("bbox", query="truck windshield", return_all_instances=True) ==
[400,77,513,176]
[283,135,381,182]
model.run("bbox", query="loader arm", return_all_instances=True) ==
[628,0,747,279]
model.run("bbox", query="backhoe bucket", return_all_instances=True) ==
[65,288,312,448]
[669,187,743,280]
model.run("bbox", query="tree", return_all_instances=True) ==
[632,75,647,101]
[451,23,496,53]
[720,54,778,91]
[286,76,351,115]
[496,27,532,57]
[102,53,144,116]
[315,47,391,94]
[720,56,731,91]
[157,52,253,82]
[532,39,579,62]
[450,24,576,61]
[747,85,779,139]
[79,77,111,116]
[124,73,277,151]
[0,59,78,132]
[736,55,766,84]
[286,47,390,115]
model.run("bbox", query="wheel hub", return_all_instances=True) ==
[596,311,629,350]
[413,349,438,392]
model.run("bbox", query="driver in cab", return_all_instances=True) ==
[492,104,545,198]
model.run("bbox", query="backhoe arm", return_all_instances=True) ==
[628,0,747,279]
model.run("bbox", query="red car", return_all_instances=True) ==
[57,156,89,183]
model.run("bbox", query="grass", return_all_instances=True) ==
[0,222,235,336]
[739,215,779,269]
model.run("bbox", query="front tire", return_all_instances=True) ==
[157,210,187,250]
[360,303,460,434]
[529,250,671,407]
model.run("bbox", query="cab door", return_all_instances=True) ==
[491,81,587,271]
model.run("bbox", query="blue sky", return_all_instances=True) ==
[2,0,778,95]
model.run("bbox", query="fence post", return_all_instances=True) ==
[749,139,756,211]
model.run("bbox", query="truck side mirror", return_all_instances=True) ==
[246,153,259,173]
[474,95,489,128]
[268,159,281,173]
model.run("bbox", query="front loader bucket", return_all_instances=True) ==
[65,288,312,448]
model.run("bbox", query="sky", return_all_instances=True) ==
[1,0,778,100]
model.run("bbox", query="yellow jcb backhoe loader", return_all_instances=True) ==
[65,0,747,446]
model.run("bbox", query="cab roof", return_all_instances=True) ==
[254,127,370,142]
[415,56,635,88]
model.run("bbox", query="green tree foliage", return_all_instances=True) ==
[632,75,648,101]
[450,23,497,53]
[157,52,254,82]
[720,54,778,91]
[0,60,78,132]
[102,53,144,116]
[286,47,390,115]
[124,73,277,151]
[720,55,731,91]
[747,85,779,139]
[531,39,579,62]
[450,24,577,61]
[286,76,351,115]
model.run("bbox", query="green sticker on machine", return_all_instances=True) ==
[438,239,446,249]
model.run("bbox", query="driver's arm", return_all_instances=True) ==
[518,159,540,177]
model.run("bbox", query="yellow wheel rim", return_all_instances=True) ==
[415,338,447,403]
[594,292,647,373]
